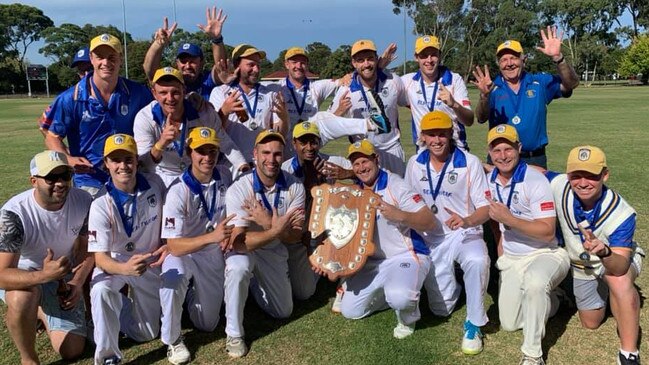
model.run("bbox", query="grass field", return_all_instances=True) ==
[0,86,648,365]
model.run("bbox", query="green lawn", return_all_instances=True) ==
[0,86,648,364]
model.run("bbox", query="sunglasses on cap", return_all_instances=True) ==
[35,171,73,184]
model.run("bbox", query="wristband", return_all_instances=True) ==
[597,246,612,258]
[553,55,565,64]
[153,142,165,152]
[211,35,224,45]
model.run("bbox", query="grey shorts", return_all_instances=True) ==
[1,279,87,337]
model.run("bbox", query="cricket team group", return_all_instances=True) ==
[0,6,643,365]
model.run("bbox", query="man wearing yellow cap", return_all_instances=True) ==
[222,130,305,358]
[134,66,247,187]
[45,34,153,196]
[548,146,642,365]
[402,36,475,151]
[0,151,93,364]
[473,27,579,168]
[143,7,229,100]
[88,134,168,364]
[329,39,409,176]
[160,127,236,364]
[210,44,290,161]
[404,111,491,355]
[486,125,569,365]
[335,139,435,339]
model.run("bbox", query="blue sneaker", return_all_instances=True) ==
[462,320,483,355]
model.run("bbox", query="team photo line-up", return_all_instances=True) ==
[0,6,642,365]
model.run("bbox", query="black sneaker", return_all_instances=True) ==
[103,356,121,365]
[618,352,640,365]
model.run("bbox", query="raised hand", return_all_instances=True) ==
[215,59,239,84]
[577,224,609,257]
[148,245,169,268]
[272,92,289,122]
[444,207,468,230]
[68,156,95,174]
[42,248,71,281]
[471,65,493,95]
[536,25,564,61]
[437,83,456,107]
[159,114,180,148]
[155,17,177,46]
[221,89,245,117]
[488,200,513,225]
[334,90,352,116]
[241,195,271,229]
[197,6,227,39]
[378,42,398,69]
[376,198,403,224]
[210,214,236,244]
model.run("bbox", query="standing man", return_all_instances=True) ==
[329,39,408,176]
[549,146,642,365]
[160,127,235,365]
[88,134,168,365]
[335,139,436,339]
[143,7,228,99]
[402,36,474,150]
[0,151,93,364]
[486,125,569,365]
[404,111,490,355]
[45,34,153,196]
[210,45,289,160]
[223,130,305,358]
[473,26,579,168]
[133,66,246,186]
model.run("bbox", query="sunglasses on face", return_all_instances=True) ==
[36,171,73,184]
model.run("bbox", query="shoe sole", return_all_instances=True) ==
[462,347,483,355]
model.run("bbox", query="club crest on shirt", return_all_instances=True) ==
[257,94,264,102]
[526,89,536,98]
[120,105,128,116]
[381,87,389,97]
[447,171,458,184]
[164,217,175,229]
[512,191,519,205]
[147,194,157,207]
[88,230,97,243]
[218,184,227,196]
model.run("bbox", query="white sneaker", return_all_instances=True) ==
[167,338,190,365]
[226,336,248,358]
[461,320,483,355]
[393,322,415,339]
[331,286,344,314]
[519,354,545,365]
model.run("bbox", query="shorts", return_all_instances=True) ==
[0,279,87,337]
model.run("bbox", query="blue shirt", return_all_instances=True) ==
[48,73,153,188]
[488,72,564,151]
[186,71,217,100]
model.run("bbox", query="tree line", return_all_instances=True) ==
[1,1,648,94]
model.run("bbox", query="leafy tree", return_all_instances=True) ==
[271,49,289,74]
[305,42,332,76]
[320,45,352,79]
[618,34,649,83]
[0,3,53,73]
[125,40,152,84]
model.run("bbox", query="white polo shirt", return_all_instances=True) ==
[1,188,92,271]
[268,78,338,125]
[88,173,165,258]
[404,148,490,245]
[328,70,408,150]
[210,83,281,160]
[134,100,246,187]
[487,162,558,256]
[357,169,428,259]
[162,166,231,240]
[225,170,305,250]
[401,68,472,149]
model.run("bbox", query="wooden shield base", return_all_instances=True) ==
[308,182,379,280]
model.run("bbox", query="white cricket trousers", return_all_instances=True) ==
[90,266,162,364]
[341,251,431,325]
[424,228,490,326]
[497,248,570,358]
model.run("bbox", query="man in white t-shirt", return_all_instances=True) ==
[329,40,409,176]
[486,125,569,365]
[88,134,169,365]
[134,67,247,187]
[404,111,490,355]
[0,151,93,364]
[160,127,235,364]
[335,139,435,339]
[222,130,306,358]
[401,36,474,150]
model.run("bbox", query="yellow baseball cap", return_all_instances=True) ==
[152,67,184,84]
[351,39,377,57]
[90,34,122,54]
[415,35,441,54]
[285,47,308,61]
[255,129,285,146]
[104,134,137,156]
[347,139,375,159]
[566,146,607,175]
[496,40,523,57]
[187,127,220,150]
[293,121,320,139]
[232,44,266,61]
[30,151,72,176]
[420,111,452,130]
[487,124,519,145]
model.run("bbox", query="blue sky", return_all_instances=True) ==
[3,0,418,67]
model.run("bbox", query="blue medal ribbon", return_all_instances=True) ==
[572,186,607,243]
[494,162,527,209]
[286,77,309,119]
[236,83,260,118]
[424,149,453,204]
[181,167,221,222]
[500,73,525,122]
[252,168,286,211]
[151,101,195,158]
[419,73,439,112]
